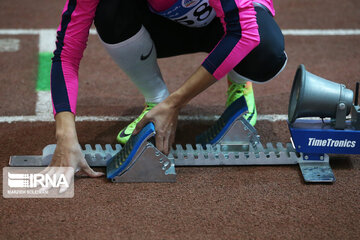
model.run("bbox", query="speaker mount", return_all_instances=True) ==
[288,64,353,130]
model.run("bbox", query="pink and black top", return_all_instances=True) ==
[51,0,275,115]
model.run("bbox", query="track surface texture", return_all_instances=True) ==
[1,0,360,239]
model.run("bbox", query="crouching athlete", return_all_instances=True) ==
[50,0,286,176]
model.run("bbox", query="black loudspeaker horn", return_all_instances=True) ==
[288,65,353,128]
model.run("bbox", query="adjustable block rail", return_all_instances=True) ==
[9,144,122,167]
[170,142,300,166]
[9,96,358,183]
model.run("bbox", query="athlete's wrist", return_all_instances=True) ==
[165,91,187,110]
[55,111,77,140]
[168,66,216,109]
[56,129,77,142]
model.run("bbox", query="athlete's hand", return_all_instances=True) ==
[41,112,104,193]
[134,66,216,155]
[41,136,104,193]
[51,135,104,177]
[134,100,179,155]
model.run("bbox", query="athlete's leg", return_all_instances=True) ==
[142,9,224,58]
[226,4,287,126]
[94,0,169,104]
[232,5,287,83]
[226,75,258,126]
[94,0,169,144]
[142,10,258,125]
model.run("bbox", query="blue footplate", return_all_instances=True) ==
[107,123,155,179]
[196,96,248,146]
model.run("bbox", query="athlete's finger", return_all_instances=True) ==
[163,127,173,156]
[39,167,59,192]
[44,167,56,179]
[59,168,74,194]
[80,161,104,177]
[163,138,170,156]
[169,129,176,155]
[133,117,149,135]
[39,165,52,175]
[155,129,165,154]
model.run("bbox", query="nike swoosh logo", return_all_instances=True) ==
[140,45,153,61]
[246,105,256,122]
[119,129,131,138]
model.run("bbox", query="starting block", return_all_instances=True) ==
[106,123,176,182]
[9,66,360,184]
[9,97,302,182]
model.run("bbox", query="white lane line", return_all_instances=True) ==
[0,38,20,52]
[257,114,288,122]
[282,29,360,35]
[0,29,44,34]
[0,114,288,123]
[77,114,289,122]
[1,28,360,36]
[0,29,57,52]
[2,28,351,124]
[35,91,53,117]
[38,30,57,52]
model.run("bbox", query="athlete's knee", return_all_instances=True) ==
[94,0,142,44]
[233,48,287,83]
[254,33,286,82]
[256,50,287,82]
[230,3,286,82]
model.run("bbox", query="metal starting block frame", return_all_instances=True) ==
[106,130,176,183]
[10,96,358,183]
[9,112,314,183]
[109,141,176,183]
